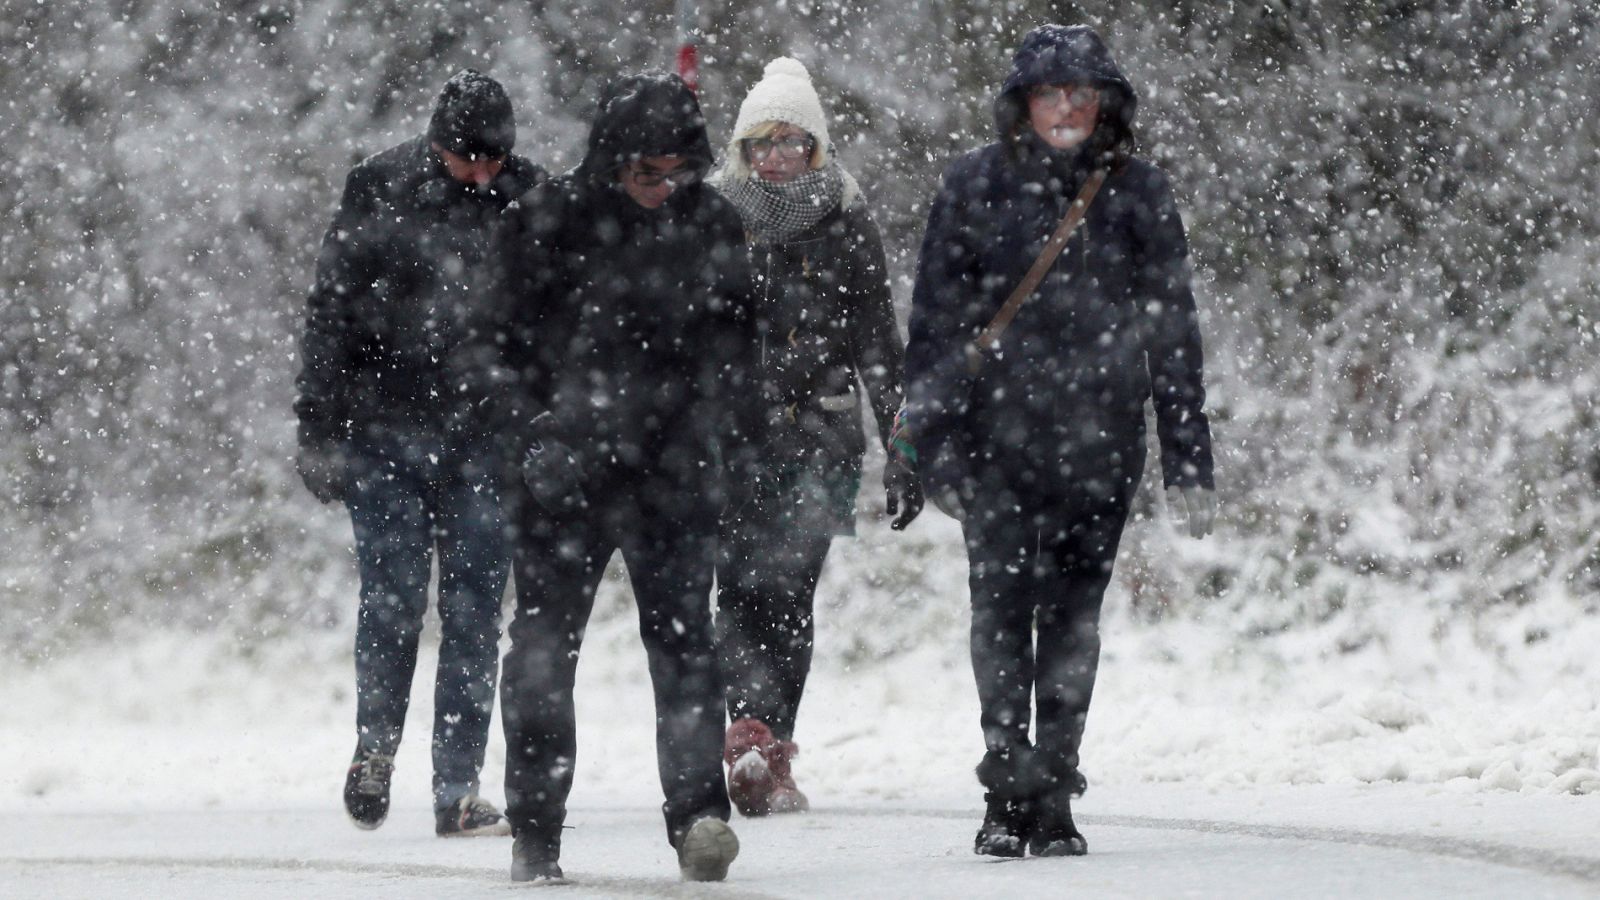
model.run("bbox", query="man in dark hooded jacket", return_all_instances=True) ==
[903,26,1217,858]
[294,69,545,837]
[472,72,755,883]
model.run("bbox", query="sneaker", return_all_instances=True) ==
[510,833,565,883]
[973,792,1033,858]
[343,749,394,830]
[724,718,807,817]
[676,816,740,882]
[1028,788,1088,857]
[436,794,513,837]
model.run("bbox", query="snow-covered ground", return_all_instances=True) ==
[4,514,1598,895]
[6,792,1599,898]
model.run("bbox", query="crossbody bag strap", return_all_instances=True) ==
[964,167,1109,374]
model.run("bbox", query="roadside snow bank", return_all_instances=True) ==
[3,517,1597,814]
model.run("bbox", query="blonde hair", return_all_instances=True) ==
[738,120,826,171]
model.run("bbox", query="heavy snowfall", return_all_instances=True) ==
[3,1,1598,896]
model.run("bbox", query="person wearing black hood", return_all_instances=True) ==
[293,68,544,837]
[473,73,754,883]
[902,26,1218,857]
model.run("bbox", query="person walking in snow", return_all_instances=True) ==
[293,69,544,837]
[707,57,923,818]
[475,72,755,884]
[901,25,1218,857]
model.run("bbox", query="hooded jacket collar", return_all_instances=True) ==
[994,25,1138,171]
[574,73,714,187]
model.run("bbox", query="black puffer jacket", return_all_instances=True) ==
[481,74,758,506]
[905,25,1214,498]
[745,198,903,477]
[294,136,545,448]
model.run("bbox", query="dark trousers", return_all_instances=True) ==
[346,430,508,811]
[962,450,1142,787]
[715,502,833,741]
[501,487,730,849]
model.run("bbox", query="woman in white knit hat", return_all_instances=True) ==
[710,57,923,817]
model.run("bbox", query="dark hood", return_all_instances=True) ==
[575,73,714,186]
[995,25,1138,169]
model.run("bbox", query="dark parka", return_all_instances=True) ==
[483,73,756,852]
[295,136,545,450]
[478,74,759,513]
[904,26,1214,501]
[744,198,904,532]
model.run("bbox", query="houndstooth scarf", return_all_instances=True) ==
[721,164,846,244]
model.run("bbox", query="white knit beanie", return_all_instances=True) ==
[724,58,830,174]
[713,57,864,208]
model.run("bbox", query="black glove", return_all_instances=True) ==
[884,460,924,530]
[296,442,348,505]
[719,440,775,518]
[925,446,972,523]
[884,406,925,530]
[521,430,587,514]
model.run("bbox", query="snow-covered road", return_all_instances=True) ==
[6,786,1598,898]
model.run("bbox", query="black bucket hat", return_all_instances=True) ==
[428,68,516,158]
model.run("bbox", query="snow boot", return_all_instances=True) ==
[724,718,807,816]
[973,792,1034,857]
[343,748,394,830]
[510,832,565,883]
[1028,787,1088,857]
[973,746,1047,856]
[676,816,740,882]
[436,794,512,837]
[768,772,810,815]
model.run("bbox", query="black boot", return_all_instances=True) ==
[973,746,1045,857]
[973,791,1034,857]
[1028,787,1087,857]
[510,831,565,882]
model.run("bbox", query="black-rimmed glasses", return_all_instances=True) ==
[742,135,813,162]
[1029,85,1101,110]
[622,163,701,188]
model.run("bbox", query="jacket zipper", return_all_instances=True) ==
[760,247,773,368]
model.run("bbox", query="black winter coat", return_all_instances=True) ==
[476,75,758,511]
[486,176,757,505]
[905,24,1214,502]
[908,147,1216,496]
[747,199,904,479]
[294,136,545,449]
[905,147,1214,498]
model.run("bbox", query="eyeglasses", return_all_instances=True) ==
[743,135,813,162]
[622,163,701,188]
[1029,85,1101,110]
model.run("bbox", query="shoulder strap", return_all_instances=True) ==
[964,168,1109,374]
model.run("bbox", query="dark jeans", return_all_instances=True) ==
[962,449,1143,786]
[501,485,729,850]
[716,496,833,742]
[346,429,508,812]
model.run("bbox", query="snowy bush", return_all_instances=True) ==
[1,0,1598,664]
